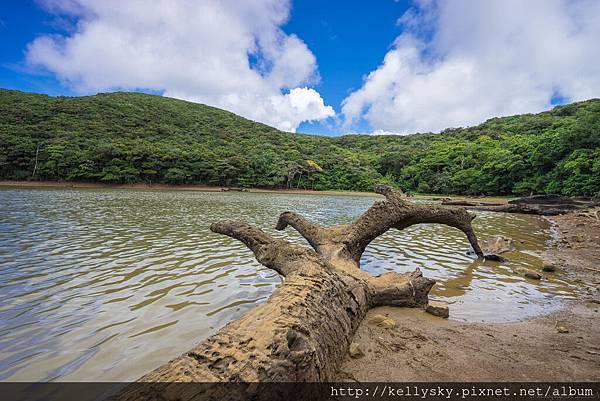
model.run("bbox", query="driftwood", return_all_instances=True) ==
[450,194,600,216]
[115,186,484,400]
[441,199,504,207]
[471,203,576,215]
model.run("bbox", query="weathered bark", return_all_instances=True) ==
[115,186,484,400]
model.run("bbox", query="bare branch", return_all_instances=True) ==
[210,221,322,276]
[374,184,408,204]
[395,203,484,258]
[211,221,275,252]
[346,186,484,263]
[275,211,324,250]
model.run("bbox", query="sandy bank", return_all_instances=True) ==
[0,180,381,198]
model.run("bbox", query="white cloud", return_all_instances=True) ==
[342,0,600,134]
[272,87,335,132]
[26,0,335,132]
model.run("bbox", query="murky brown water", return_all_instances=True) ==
[0,188,578,381]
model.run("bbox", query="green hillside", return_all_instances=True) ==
[1,89,598,196]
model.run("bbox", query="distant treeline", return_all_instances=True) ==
[1,89,599,196]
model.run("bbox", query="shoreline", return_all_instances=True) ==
[0,180,380,198]
[0,180,513,203]
[336,209,600,381]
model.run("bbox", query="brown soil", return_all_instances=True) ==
[336,209,600,381]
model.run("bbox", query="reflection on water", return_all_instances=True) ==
[361,206,577,322]
[0,188,578,381]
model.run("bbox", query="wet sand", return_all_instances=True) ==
[0,180,379,197]
[336,209,600,381]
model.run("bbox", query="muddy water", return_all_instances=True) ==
[0,188,578,381]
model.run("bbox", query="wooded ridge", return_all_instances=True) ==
[1,89,598,196]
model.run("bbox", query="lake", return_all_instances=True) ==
[0,188,578,381]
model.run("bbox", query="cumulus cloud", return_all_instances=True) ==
[26,0,334,132]
[342,0,600,134]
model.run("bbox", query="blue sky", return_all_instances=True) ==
[283,0,410,134]
[1,0,599,136]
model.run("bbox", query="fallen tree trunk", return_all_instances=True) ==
[466,194,600,216]
[471,203,577,215]
[115,186,484,400]
[441,199,504,207]
[439,194,599,216]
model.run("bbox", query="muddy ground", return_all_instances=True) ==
[336,209,600,381]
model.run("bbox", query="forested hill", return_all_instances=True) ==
[1,88,599,196]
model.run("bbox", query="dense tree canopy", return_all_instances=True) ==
[1,89,598,196]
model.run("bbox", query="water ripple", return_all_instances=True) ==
[0,188,578,381]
